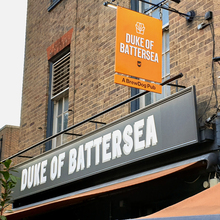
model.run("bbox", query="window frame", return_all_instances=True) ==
[46,47,70,150]
[51,52,70,100]
[138,0,171,109]
[52,96,69,148]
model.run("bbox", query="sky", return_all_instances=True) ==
[0,1,28,129]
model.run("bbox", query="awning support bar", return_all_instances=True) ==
[2,73,183,162]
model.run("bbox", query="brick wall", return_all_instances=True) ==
[0,125,19,161]
[19,0,131,153]
[19,0,220,157]
[70,0,131,137]
[0,125,20,212]
[169,0,220,124]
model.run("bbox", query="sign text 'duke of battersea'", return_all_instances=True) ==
[115,6,162,84]
[13,87,198,200]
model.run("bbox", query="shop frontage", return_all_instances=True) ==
[6,87,220,219]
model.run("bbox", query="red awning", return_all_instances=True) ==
[5,162,198,219]
[138,183,220,219]
[5,153,218,220]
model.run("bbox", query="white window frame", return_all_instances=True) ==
[139,0,170,108]
[52,95,69,148]
[51,52,70,99]
[50,51,70,148]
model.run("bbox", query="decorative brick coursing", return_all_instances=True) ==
[47,28,73,60]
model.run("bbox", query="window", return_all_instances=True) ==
[141,0,169,26]
[53,96,69,147]
[46,50,70,149]
[132,0,170,109]
[51,52,70,99]
[52,52,70,147]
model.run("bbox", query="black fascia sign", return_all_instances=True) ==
[13,86,198,200]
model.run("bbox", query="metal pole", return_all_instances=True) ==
[139,0,192,18]
[144,0,167,14]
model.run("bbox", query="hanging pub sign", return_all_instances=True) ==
[114,6,162,93]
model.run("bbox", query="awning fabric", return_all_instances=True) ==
[136,215,220,220]
[5,153,217,219]
[135,183,220,219]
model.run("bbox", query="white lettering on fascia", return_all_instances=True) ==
[102,133,112,163]
[34,163,41,187]
[50,156,58,181]
[50,152,65,181]
[134,119,145,152]
[68,114,157,173]
[68,148,77,175]
[112,130,122,160]
[21,160,48,191]
[76,145,85,172]
[146,115,158,147]
[40,160,47,184]
[94,137,102,165]
[57,152,65,179]
[85,140,94,168]
[122,124,133,155]
[20,115,158,192]
[21,169,27,191]
[27,165,34,189]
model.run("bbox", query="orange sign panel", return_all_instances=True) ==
[114,74,162,94]
[115,6,162,83]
